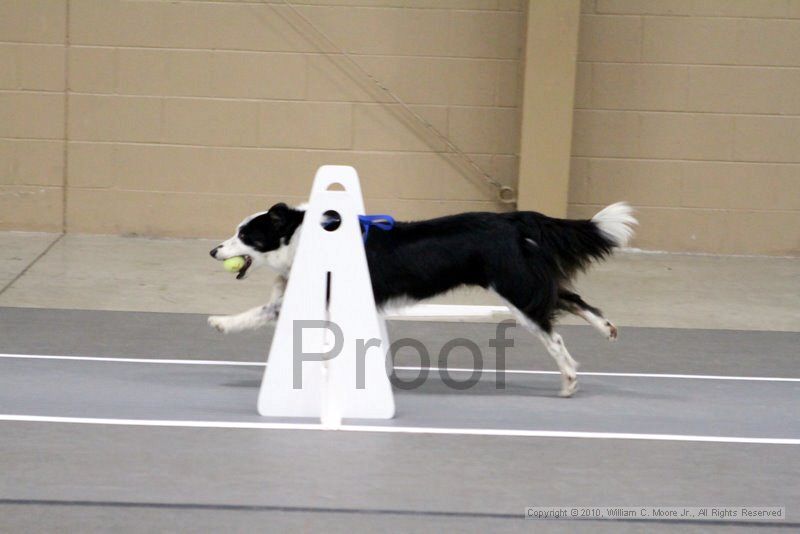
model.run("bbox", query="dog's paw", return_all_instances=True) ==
[263,304,279,322]
[559,379,579,398]
[208,315,231,334]
[606,321,618,341]
[559,374,579,397]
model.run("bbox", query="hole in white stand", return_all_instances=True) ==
[321,209,341,231]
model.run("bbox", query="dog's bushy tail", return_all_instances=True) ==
[519,202,637,279]
[591,202,637,248]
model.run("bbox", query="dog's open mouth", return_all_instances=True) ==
[235,255,253,280]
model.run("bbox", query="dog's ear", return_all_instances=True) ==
[268,203,290,225]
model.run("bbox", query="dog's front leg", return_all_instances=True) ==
[208,276,286,334]
[207,304,277,334]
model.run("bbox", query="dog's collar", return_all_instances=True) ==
[358,214,395,243]
[320,213,395,242]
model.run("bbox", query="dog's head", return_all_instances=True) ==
[210,202,305,279]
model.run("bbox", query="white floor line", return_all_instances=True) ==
[395,366,800,383]
[2,353,799,382]
[0,353,260,366]
[0,414,797,445]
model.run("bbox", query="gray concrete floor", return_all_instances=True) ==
[1,231,799,532]
[1,307,799,531]
[0,231,60,289]
[2,424,797,532]
[2,346,798,437]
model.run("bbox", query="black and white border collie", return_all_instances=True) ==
[209,202,636,397]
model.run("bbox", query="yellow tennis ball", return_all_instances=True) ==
[223,256,246,272]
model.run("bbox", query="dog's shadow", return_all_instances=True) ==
[220,376,551,396]
[221,374,677,401]
[404,377,677,401]
[398,376,559,398]
[224,379,262,388]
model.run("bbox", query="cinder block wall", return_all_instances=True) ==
[0,0,66,231]
[5,1,799,256]
[0,0,523,237]
[570,0,800,255]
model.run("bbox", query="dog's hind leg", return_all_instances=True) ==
[545,331,579,397]
[490,256,579,396]
[498,295,579,397]
[558,290,618,341]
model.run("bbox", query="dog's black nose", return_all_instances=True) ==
[210,246,220,258]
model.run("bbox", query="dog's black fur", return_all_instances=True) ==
[238,202,628,334]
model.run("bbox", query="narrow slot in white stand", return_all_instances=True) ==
[257,166,395,425]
